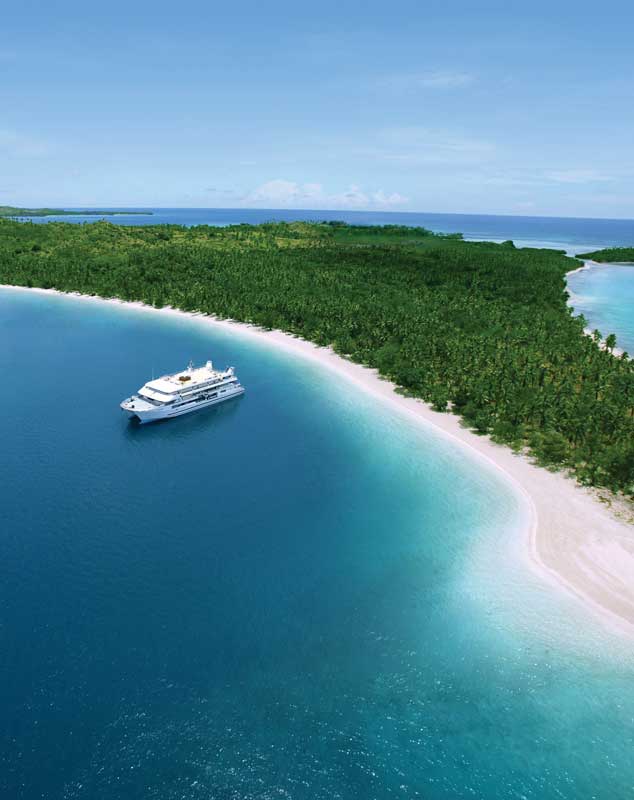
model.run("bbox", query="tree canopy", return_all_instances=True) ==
[578,247,634,263]
[0,206,151,218]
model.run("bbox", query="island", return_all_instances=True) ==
[1,217,632,497]
[578,247,634,263]
[2,216,634,632]
[0,205,152,217]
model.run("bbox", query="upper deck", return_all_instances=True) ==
[140,361,233,400]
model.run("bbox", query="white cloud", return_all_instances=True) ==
[336,184,368,207]
[244,180,408,209]
[379,71,475,91]
[246,179,310,205]
[370,189,409,205]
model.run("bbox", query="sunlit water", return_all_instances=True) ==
[1,289,633,800]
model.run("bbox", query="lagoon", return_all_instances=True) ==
[567,262,634,355]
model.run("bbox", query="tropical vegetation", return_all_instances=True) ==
[1,217,633,495]
[0,206,151,217]
[578,247,634,263]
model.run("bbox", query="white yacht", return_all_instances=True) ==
[121,360,244,423]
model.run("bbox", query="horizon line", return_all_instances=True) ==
[15,206,634,224]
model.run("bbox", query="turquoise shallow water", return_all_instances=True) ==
[1,289,634,800]
[567,263,634,355]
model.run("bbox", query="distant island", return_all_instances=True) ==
[578,247,634,263]
[0,206,152,218]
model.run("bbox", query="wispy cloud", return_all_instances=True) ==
[244,179,408,209]
[543,169,616,184]
[354,127,495,166]
[0,129,51,158]
[378,70,475,92]
[474,167,622,188]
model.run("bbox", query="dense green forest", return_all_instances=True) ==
[1,217,633,495]
[0,206,152,217]
[578,247,634,263]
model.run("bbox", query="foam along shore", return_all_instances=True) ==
[3,283,634,636]
[566,260,627,356]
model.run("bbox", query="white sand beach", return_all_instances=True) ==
[3,284,634,636]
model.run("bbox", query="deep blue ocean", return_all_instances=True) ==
[3,210,634,799]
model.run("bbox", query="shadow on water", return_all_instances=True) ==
[121,396,244,442]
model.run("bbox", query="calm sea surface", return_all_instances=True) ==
[1,288,634,800]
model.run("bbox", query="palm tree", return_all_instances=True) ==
[605,333,617,354]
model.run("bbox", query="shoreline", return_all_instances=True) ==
[3,283,634,636]
[566,260,627,356]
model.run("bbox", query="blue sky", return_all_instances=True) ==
[1,0,633,217]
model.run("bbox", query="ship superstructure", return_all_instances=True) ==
[121,360,244,423]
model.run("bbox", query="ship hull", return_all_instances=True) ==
[122,385,245,424]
